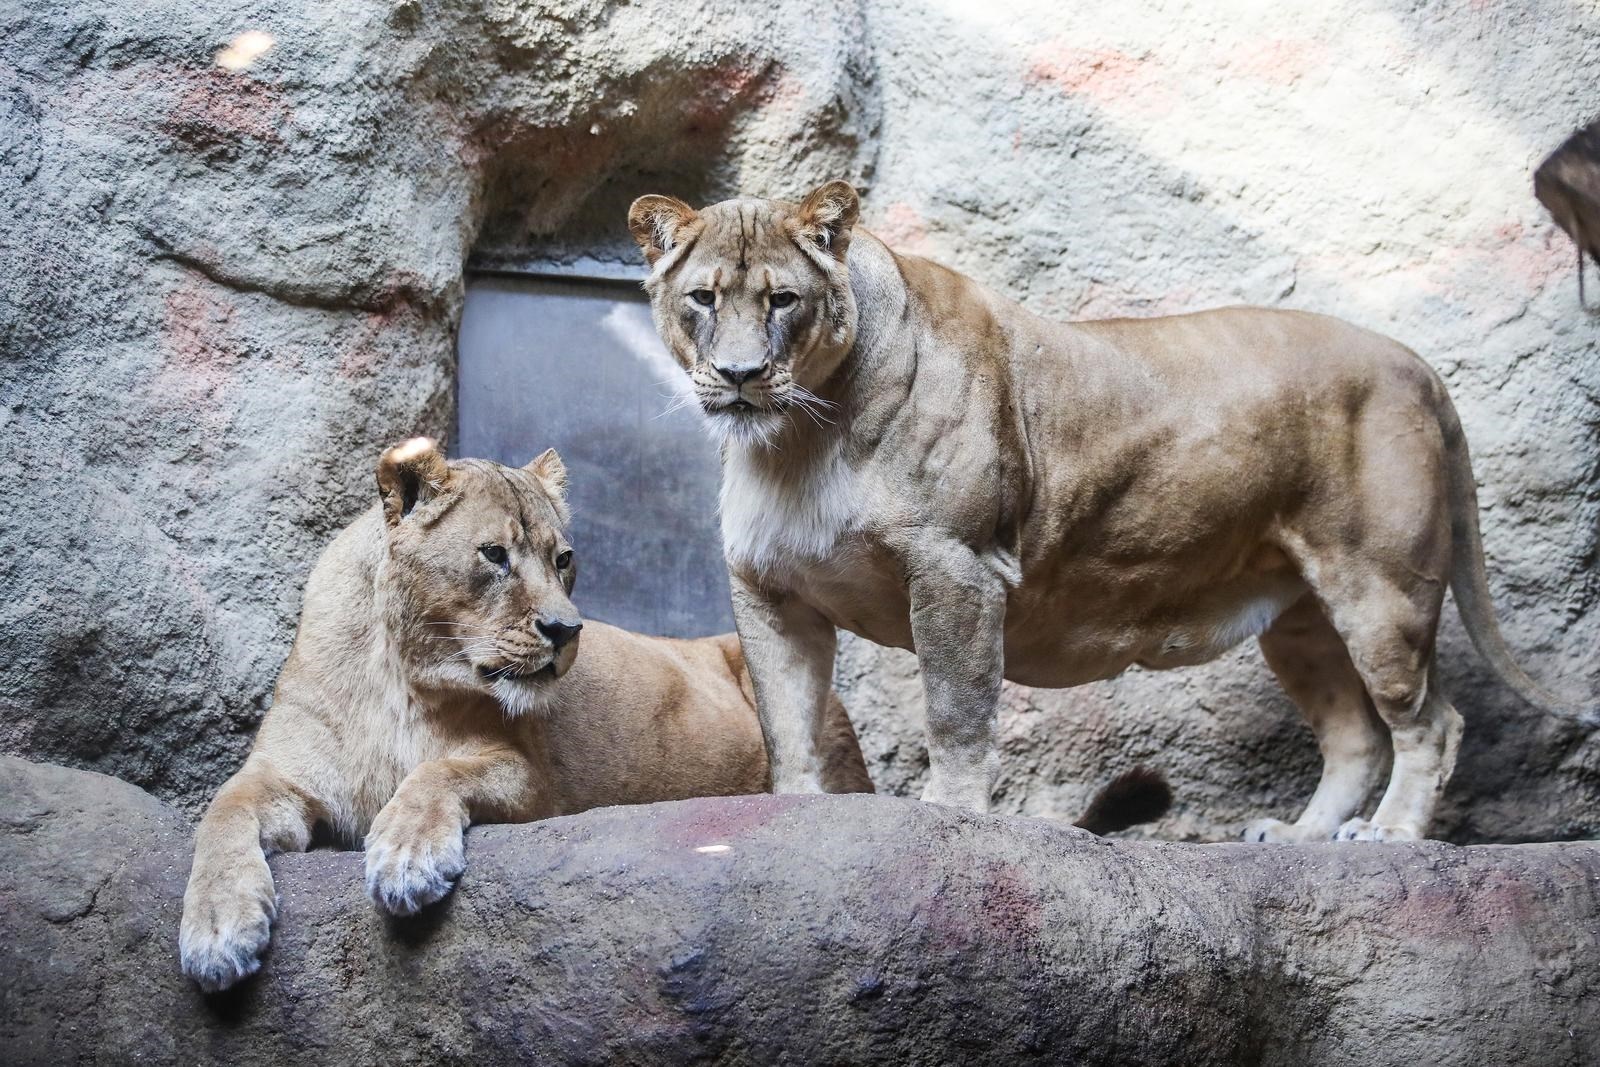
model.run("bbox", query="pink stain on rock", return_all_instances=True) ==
[872,201,931,255]
[656,793,812,853]
[162,277,240,373]
[1415,221,1572,316]
[155,276,242,440]
[1222,37,1328,85]
[338,273,430,380]
[976,860,1044,951]
[1386,865,1537,941]
[163,67,291,148]
[1025,43,1170,116]
[758,69,811,120]
[680,58,770,138]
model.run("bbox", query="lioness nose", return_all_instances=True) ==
[536,615,583,650]
[713,359,770,386]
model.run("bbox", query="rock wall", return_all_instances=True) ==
[0,0,875,812]
[4,755,1598,1066]
[2,0,1596,839]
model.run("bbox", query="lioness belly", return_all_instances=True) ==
[1000,568,1308,687]
[787,533,1306,688]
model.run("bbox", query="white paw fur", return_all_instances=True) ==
[1335,818,1420,843]
[1240,818,1332,844]
[363,823,466,916]
[180,867,276,993]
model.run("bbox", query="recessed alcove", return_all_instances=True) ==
[455,261,733,638]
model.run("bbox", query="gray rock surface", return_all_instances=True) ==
[3,755,1598,1066]
[0,0,874,814]
[1,0,1596,840]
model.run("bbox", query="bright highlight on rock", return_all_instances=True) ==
[215,30,274,72]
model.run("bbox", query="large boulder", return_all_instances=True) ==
[2,756,1598,1065]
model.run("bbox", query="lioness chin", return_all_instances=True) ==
[629,180,1586,843]
[178,438,877,993]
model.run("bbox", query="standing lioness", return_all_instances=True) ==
[180,438,872,993]
[628,180,1582,843]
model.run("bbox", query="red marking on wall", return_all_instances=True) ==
[1025,43,1162,108]
[873,201,931,256]
[163,67,291,148]
[656,794,812,852]
[680,58,775,138]
[162,276,240,372]
[1416,220,1572,309]
[1386,865,1537,941]
[1073,278,1207,319]
[976,860,1044,950]
[338,272,430,380]
[910,854,1049,961]
[154,275,242,439]
[1222,38,1328,85]
[758,69,810,120]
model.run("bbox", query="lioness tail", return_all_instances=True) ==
[1438,397,1594,723]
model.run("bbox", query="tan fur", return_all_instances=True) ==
[179,439,871,993]
[630,181,1576,844]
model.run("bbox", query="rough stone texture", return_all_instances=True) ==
[3,755,1598,1066]
[2,0,1596,839]
[0,0,874,814]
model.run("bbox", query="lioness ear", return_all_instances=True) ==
[794,180,860,260]
[525,447,570,524]
[628,194,700,266]
[376,437,451,528]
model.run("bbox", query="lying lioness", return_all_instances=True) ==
[178,439,873,993]
[628,180,1579,844]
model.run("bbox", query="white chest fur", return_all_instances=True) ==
[720,439,860,580]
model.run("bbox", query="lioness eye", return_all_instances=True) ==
[689,288,715,307]
[769,291,797,308]
[555,549,573,569]
[479,544,509,566]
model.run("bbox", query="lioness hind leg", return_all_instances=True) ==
[1316,577,1457,843]
[1336,663,1462,843]
[1243,595,1388,844]
[180,756,319,992]
[1284,396,1457,842]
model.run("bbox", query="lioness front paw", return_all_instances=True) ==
[919,772,993,813]
[1240,818,1329,844]
[1334,818,1419,843]
[364,802,466,916]
[180,859,276,993]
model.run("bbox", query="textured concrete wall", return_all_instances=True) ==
[2,0,1595,839]
[0,0,874,813]
[5,756,1599,1066]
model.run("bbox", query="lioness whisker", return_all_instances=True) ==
[656,393,699,420]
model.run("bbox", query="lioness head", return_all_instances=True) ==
[375,438,581,715]
[628,181,861,448]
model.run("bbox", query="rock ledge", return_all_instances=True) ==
[1,756,1596,1066]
